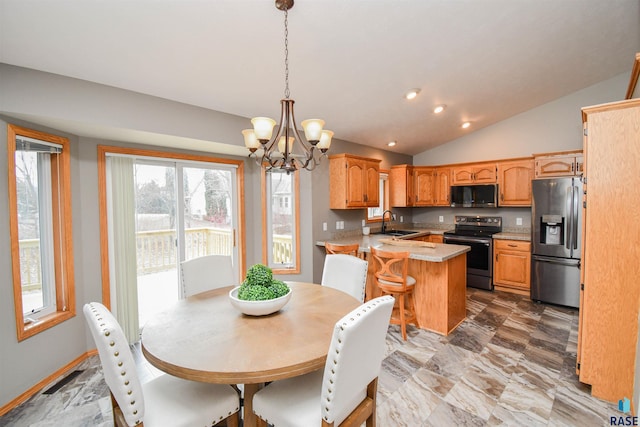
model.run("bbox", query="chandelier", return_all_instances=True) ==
[242,0,333,173]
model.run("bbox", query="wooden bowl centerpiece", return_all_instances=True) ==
[229,264,291,316]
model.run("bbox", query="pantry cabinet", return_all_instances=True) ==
[329,154,381,209]
[497,159,534,206]
[577,98,640,403]
[493,239,531,295]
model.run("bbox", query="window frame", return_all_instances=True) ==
[261,167,300,274]
[366,170,389,223]
[7,124,75,341]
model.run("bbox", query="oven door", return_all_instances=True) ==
[443,235,492,277]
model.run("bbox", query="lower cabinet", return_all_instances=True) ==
[409,234,444,244]
[493,239,531,295]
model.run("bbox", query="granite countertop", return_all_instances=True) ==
[317,230,469,262]
[493,231,531,241]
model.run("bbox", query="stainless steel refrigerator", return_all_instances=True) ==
[531,177,582,308]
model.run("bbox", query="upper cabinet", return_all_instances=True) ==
[534,151,583,178]
[389,166,450,207]
[451,163,497,185]
[497,159,534,206]
[329,154,381,209]
[389,165,414,207]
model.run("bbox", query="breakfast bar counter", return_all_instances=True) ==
[318,234,470,335]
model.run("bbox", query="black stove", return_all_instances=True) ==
[444,216,502,238]
[443,216,502,291]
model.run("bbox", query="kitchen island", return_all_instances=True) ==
[317,233,470,335]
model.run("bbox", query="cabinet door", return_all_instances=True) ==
[473,164,497,183]
[493,241,531,290]
[433,168,451,206]
[365,161,380,207]
[414,168,435,206]
[497,160,534,206]
[427,234,444,244]
[345,158,365,207]
[451,167,475,185]
[389,166,413,207]
[535,155,578,177]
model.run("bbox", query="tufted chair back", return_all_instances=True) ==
[180,255,235,298]
[320,295,394,425]
[84,303,145,426]
[321,254,368,302]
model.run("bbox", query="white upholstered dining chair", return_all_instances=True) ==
[83,302,240,427]
[252,295,394,427]
[180,254,235,298]
[321,254,368,302]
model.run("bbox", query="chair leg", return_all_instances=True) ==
[256,416,268,427]
[398,294,407,341]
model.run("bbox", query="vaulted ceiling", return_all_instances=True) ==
[1,0,638,155]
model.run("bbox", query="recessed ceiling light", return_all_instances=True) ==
[461,121,472,129]
[387,141,397,147]
[433,105,446,114]
[404,89,421,100]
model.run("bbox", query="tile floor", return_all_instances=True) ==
[0,288,621,426]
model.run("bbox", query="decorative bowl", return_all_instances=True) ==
[228,286,292,316]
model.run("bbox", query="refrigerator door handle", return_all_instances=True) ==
[532,254,581,267]
[572,184,579,250]
[566,186,573,251]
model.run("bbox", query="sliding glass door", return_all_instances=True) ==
[107,155,240,332]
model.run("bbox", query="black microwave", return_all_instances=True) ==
[450,184,498,207]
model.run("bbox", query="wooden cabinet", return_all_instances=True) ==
[329,154,381,209]
[389,165,414,207]
[414,167,435,206]
[534,151,583,178]
[451,163,497,184]
[415,167,451,206]
[493,239,531,295]
[577,99,640,403]
[497,159,534,206]
[409,234,444,244]
[433,168,451,206]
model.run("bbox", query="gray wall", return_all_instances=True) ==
[414,72,630,165]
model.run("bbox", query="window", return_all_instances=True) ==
[262,168,300,274]
[367,172,389,222]
[7,125,75,341]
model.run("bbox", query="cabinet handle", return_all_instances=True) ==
[496,253,499,261]
[571,162,575,172]
[501,193,504,201]
[507,244,518,247]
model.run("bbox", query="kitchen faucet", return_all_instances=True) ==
[381,210,394,234]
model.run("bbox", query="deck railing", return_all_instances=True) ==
[18,228,294,290]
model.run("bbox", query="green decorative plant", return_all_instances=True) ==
[238,264,290,301]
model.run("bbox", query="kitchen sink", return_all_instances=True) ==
[376,230,417,237]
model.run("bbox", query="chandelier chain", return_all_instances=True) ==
[284,6,290,99]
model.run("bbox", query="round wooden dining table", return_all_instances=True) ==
[141,281,361,427]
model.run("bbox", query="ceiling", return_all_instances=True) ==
[1,0,639,156]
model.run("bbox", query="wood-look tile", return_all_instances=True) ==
[0,289,625,427]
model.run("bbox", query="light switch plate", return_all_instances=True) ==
[439,216,444,223]
[516,217,523,226]
[323,222,327,231]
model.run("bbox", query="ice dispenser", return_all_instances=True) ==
[539,215,564,245]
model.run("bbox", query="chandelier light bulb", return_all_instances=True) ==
[318,130,334,151]
[251,117,277,141]
[242,129,260,151]
[301,119,325,143]
[278,136,294,154]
